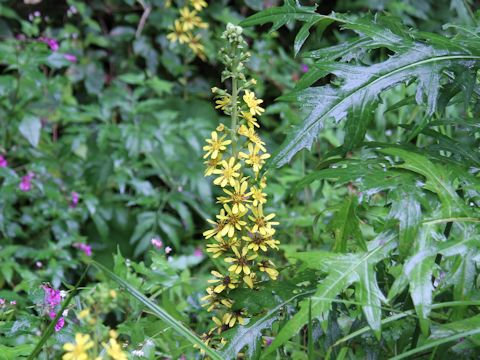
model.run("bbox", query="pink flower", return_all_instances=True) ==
[0,155,7,168]
[64,53,77,63]
[73,243,92,256]
[10,300,16,305]
[36,261,43,268]
[300,64,309,73]
[70,191,79,208]
[42,285,61,308]
[165,246,172,254]
[194,247,202,257]
[151,238,163,249]
[0,299,5,306]
[49,312,65,332]
[39,37,59,51]
[19,172,34,192]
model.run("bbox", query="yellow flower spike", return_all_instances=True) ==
[224,246,258,275]
[250,185,267,206]
[243,89,265,116]
[62,333,94,360]
[203,131,231,160]
[248,205,279,235]
[166,20,189,44]
[239,143,271,173]
[212,157,242,187]
[215,95,231,111]
[208,271,239,293]
[240,111,260,128]
[191,0,208,10]
[217,204,247,237]
[217,179,252,214]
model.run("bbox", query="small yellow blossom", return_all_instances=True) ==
[206,236,239,258]
[243,90,265,116]
[215,95,231,111]
[223,309,247,327]
[201,286,233,312]
[191,0,208,11]
[250,185,267,206]
[104,338,127,360]
[204,155,223,176]
[243,231,279,252]
[212,157,241,187]
[203,131,231,159]
[241,111,260,128]
[203,209,227,239]
[109,289,117,298]
[208,271,239,293]
[217,204,247,237]
[217,179,252,214]
[166,20,190,44]
[187,33,207,60]
[239,143,271,173]
[224,246,258,275]
[238,125,267,152]
[62,333,94,360]
[258,260,279,280]
[78,309,90,320]
[248,205,279,235]
[179,7,206,31]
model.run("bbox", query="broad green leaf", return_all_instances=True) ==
[264,232,397,356]
[18,116,41,147]
[330,195,365,252]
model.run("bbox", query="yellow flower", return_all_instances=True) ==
[238,125,267,152]
[215,95,231,111]
[206,236,239,258]
[167,20,190,44]
[243,90,265,116]
[223,309,247,327]
[217,179,252,214]
[212,157,241,187]
[250,185,267,206]
[109,289,117,298]
[62,333,94,360]
[239,143,271,173]
[201,286,233,312]
[224,246,258,275]
[242,231,279,252]
[203,209,227,239]
[248,205,279,235]
[241,111,260,128]
[179,7,207,31]
[216,204,247,237]
[187,33,207,60]
[216,123,225,132]
[191,0,208,11]
[258,260,279,280]
[203,131,231,160]
[212,315,230,334]
[208,271,239,293]
[104,338,127,360]
[77,309,90,320]
[204,154,223,176]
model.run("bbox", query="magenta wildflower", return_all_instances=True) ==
[49,312,65,332]
[151,238,163,249]
[70,191,80,208]
[36,261,43,268]
[265,338,273,346]
[10,300,16,305]
[300,64,309,73]
[0,155,7,168]
[64,53,77,63]
[194,247,202,257]
[0,299,5,306]
[73,243,92,256]
[165,246,172,254]
[42,285,61,308]
[39,37,59,51]
[19,172,34,192]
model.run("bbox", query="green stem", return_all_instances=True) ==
[231,76,239,154]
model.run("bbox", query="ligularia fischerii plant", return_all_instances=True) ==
[200,23,280,347]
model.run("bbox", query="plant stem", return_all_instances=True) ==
[231,75,238,154]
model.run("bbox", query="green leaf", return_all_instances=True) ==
[330,195,365,252]
[264,232,397,356]
[90,260,223,360]
[18,116,41,147]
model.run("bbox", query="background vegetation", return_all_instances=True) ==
[1,0,480,359]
